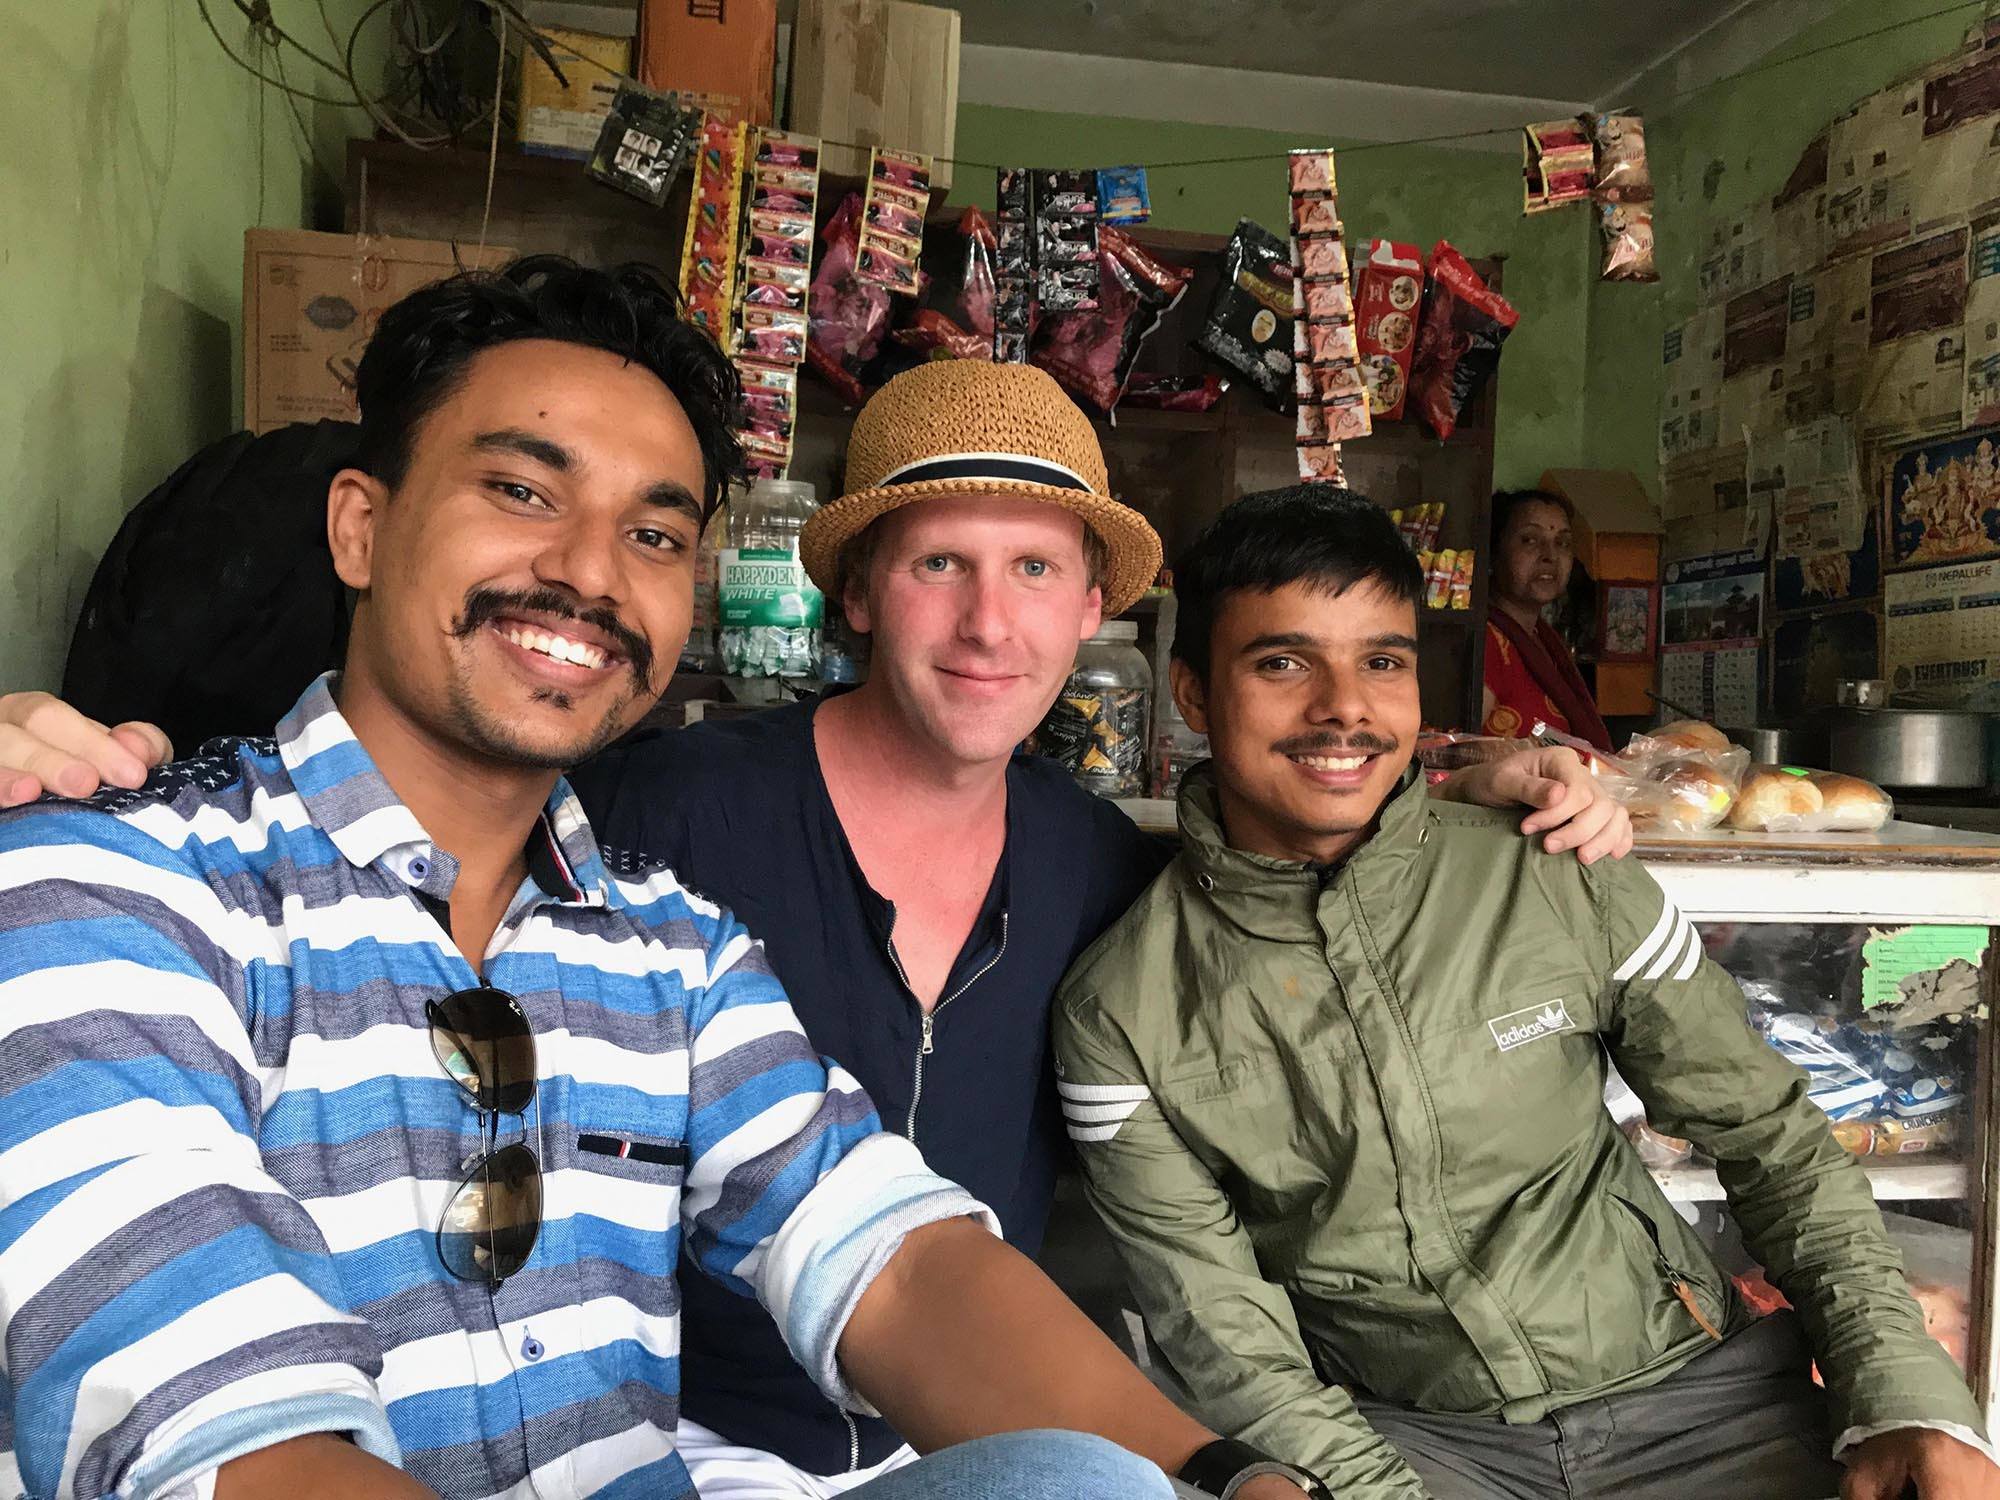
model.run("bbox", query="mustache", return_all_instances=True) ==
[452,586,656,689]
[1272,731,1400,757]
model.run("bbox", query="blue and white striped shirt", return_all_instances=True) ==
[0,675,990,1500]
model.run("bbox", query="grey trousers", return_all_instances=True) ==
[1354,1313,1847,1500]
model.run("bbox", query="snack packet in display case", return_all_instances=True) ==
[1408,242,1518,439]
[1449,549,1475,610]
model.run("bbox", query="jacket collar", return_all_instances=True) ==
[276,672,609,907]
[1175,759,1432,941]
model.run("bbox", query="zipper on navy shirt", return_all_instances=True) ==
[886,908,1010,1141]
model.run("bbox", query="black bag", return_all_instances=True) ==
[63,420,358,754]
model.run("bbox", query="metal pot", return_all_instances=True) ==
[1826,708,1991,789]
[1728,723,1829,766]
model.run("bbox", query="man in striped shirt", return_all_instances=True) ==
[0,260,1315,1500]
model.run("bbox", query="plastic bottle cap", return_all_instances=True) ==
[748,479,817,505]
[1090,621,1139,643]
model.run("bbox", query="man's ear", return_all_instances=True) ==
[1170,657,1209,735]
[1077,582,1104,643]
[841,569,875,636]
[326,468,386,592]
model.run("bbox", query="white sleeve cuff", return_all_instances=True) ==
[1835,1419,2000,1470]
[757,1132,999,1415]
[123,1374,400,1500]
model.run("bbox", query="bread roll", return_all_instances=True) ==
[1649,719,1733,754]
[1727,765,1824,830]
[1807,771,1892,832]
[1646,757,1735,830]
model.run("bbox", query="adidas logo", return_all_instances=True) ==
[1488,1000,1575,1052]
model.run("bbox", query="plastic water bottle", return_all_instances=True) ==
[678,494,730,674]
[718,479,821,701]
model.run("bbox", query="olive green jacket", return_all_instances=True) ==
[1053,765,1982,1494]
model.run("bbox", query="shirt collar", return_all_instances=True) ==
[276,672,608,907]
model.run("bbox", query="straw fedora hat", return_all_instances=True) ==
[799,361,1162,616]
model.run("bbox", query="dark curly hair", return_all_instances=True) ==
[1170,485,1423,683]
[353,255,742,516]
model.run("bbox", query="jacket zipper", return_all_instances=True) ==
[887,909,1010,1141]
[842,1409,861,1472]
[1613,1195,1723,1342]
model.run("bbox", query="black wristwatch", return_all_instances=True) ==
[1175,1438,1335,1500]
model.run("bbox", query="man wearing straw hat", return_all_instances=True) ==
[0,358,1630,1498]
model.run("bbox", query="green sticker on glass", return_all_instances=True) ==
[1860,925,1989,1008]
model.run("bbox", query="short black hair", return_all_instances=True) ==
[1170,485,1423,681]
[1490,487,1573,551]
[353,254,742,516]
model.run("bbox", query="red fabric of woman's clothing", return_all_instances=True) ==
[1482,610,1613,751]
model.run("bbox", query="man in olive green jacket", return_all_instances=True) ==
[1054,486,1998,1500]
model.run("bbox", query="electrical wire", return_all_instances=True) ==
[475,10,505,261]
[200,0,1995,173]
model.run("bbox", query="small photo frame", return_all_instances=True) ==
[1597,579,1659,662]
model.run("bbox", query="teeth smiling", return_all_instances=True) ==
[1292,753,1369,771]
[502,625,608,670]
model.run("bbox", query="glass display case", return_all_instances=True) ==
[1637,822,2000,1424]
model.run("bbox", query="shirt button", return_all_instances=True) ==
[409,857,431,882]
[521,1335,544,1362]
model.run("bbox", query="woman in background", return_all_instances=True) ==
[1483,487,1613,750]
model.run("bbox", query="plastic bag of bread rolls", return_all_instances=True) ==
[1728,765,1893,832]
[1633,718,1734,756]
[1806,770,1892,831]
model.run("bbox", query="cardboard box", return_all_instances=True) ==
[516,8,635,159]
[242,230,515,434]
[636,0,777,126]
[789,0,959,191]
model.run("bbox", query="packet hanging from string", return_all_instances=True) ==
[1033,169,1101,311]
[856,148,933,296]
[588,84,702,207]
[1288,148,1369,482]
[1196,220,1294,404]
[1523,117,1595,213]
[993,168,1034,362]
[728,128,822,478]
[1097,165,1151,225]
[678,115,749,345]
[1588,114,1658,282]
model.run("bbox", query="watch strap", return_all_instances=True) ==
[1175,1438,1333,1500]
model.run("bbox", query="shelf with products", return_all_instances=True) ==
[1652,1159,1969,1203]
[342,136,1503,727]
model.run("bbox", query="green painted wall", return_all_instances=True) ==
[0,2,388,694]
[952,104,1598,491]
[1580,0,1981,490]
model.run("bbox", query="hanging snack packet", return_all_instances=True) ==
[1097,165,1151,225]
[1591,113,1653,203]
[893,207,999,362]
[1032,169,1101,311]
[993,168,1034,362]
[1352,239,1424,420]
[1033,228,1190,413]
[1195,218,1295,404]
[1523,117,1595,213]
[1425,549,1458,610]
[678,116,749,344]
[1288,148,1368,477]
[805,193,894,406]
[856,148,933,296]
[1408,242,1519,440]
[1600,201,1659,283]
[589,84,702,207]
